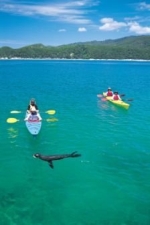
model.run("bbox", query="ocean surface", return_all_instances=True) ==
[0,59,150,225]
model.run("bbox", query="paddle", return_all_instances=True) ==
[45,110,56,115]
[122,99,133,102]
[7,118,19,123]
[101,98,107,101]
[97,94,103,98]
[97,93,125,97]
[10,111,21,114]
[46,118,58,122]
[10,110,56,115]
[7,117,58,123]
[101,95,126,102]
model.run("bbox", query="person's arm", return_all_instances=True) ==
[27,105,30,113]
[118,95,121,100]
[111,94,114,100]
[35,104,39,112]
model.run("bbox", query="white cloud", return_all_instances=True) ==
[78,27,87,32]
[124,16,140,21]
[99,18,127,31]
[58,29,66,32]
[57,15,90,24]
[128,21,150,34]
[98,17,150,35]
[138,2,150,10]
[0,0,93,24]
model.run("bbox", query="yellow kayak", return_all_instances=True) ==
[103,92,130,109]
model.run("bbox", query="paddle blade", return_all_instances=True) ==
[97,94,102,98]
[10,111,21,114]
[45,110,56,115]
[7,118,19,123]
[101,98,107,101]
[46,118,58,122]
[122,99,133,102]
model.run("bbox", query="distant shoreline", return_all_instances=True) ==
[0,58,150,62]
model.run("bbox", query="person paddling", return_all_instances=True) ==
[112,92,121,100]
[106,87,113,96]
[24,98,42,121]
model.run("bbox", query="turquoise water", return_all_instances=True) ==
[0,60,150,225]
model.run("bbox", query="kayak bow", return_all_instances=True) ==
[25,113,42,136]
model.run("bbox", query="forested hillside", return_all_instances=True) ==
[0,35,150,59]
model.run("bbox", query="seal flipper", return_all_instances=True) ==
[49,161,54,169]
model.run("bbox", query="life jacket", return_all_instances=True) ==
[113,95,119,100]
[107,91,113,96]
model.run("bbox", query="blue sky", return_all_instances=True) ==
[1,0,150,48]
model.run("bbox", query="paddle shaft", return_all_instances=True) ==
[10,110,56,115]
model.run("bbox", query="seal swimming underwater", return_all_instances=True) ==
[33,151,81,169]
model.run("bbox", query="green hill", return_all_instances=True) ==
[0,35,150,59]
[68,35,150,48]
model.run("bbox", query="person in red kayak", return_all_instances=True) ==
[112,92,121,100]
[106,87,113,96]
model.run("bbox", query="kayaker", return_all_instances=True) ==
[112,92,121,100]
[106,87,113,96]
[24,98,42,121]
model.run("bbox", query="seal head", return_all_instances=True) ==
[33,153,40,158]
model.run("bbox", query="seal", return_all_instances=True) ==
[33,151,81,169]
